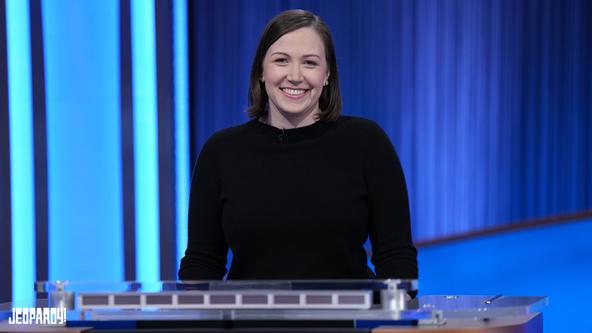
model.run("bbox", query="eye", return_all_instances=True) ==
[274,58,288,64]
[304,60,318,67]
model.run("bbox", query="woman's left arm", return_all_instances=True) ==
[364,122,418,280]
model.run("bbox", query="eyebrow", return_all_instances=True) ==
[270,52,321,59]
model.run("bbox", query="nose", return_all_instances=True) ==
[286,63,303,83]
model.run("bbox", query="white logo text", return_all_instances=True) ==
[8,307,67,325]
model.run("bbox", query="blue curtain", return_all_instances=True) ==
[2,0,591,301]
[188,0,592,241]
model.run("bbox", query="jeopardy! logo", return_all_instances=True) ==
[8,307,67,325]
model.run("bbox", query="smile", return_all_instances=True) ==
[281,88,308,98]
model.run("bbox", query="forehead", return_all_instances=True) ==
[266,27,325,57]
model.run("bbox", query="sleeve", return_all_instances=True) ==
[178,136,228,280]
[364,122,418,280]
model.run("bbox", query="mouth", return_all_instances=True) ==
[280,87,309,99]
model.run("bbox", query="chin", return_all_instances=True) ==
[277,106,310,115]
[282,109,308,115]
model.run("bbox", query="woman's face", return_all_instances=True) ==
[262,27,329,119]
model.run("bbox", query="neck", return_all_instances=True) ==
[266,106,319,129]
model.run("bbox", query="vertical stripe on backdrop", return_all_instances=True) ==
[0,0,13,304]
[131,0,160,282]
[120,0,137,282]
[6,0,35,303]
[173,0,190,277]
[156,0,177,280]
[29,0,48,284]
[43,0,123,282]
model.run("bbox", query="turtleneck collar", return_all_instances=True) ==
[250,117,335,144]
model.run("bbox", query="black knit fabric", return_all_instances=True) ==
[179,115,418,280]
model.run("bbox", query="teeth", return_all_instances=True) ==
[282,88,306,95]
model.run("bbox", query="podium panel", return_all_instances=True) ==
[0,280,546,333]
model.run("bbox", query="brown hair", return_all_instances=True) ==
[246,9,342,121]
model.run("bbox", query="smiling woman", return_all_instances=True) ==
[261,27,329,128]
[179,9,418,285]
[246,9,341,124]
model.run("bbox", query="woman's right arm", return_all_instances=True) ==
[178,137,228,280]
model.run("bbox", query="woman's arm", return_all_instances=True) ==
[178,137,228,280]
[364,122,418,280]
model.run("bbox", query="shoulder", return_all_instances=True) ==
[337,115,384,131]
[335,115,390,142]
[336,116,399,163]
[201,120,257,151]
[194,121,257,167]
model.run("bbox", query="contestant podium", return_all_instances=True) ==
[0,280,546,332]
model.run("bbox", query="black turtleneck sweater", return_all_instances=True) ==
[179,115,418,280]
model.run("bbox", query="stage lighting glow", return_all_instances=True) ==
[6,0,35,303]
[174,0,190,274]
[131,0,160,282]
[43,0,123,282]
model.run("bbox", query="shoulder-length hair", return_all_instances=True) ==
[247,9,342,122]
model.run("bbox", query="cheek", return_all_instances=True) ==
[311,76,326,90]
[308,70,328,89]
[263,81,275,97]
[262,67,277,95]
[262,62,282,83]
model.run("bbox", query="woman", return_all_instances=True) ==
[179,9,418,281]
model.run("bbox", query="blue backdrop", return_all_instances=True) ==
[189,0,592,241]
